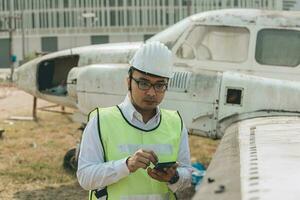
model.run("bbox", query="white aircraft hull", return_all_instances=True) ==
[194,116,300,200]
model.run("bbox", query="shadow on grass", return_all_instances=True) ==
[13,182,195,200]
[13,182,87,200]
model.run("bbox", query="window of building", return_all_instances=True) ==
[110,0,116,6]
[117,0,123,6]
[127,10,132,26]
[32,13,35,28]
[13,0,19,10]
[41,37,58,53]
[79,0,83,7]
[104,11,108,26]
[39,13,42,28]
[0,39,10,68]
[70,11,74,27]
[31,0,34,9]
[110,10,116,26]
[45,13,49,28]
[234,0,239,6]
[63,11,71,27]
[91,35,109,44]
[127,0,132,6]
[118,10,124,26]
[176,25,250,63]
[51,12,55,28]
[159,0,169,6]
[139,10,142,26]
[64,0,69,8]
[182,0,191,6]
[48,0,52,8]
[256,29,300,67]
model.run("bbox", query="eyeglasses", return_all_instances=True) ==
[131,77,168,92]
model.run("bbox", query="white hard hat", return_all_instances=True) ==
[129,41,174,78]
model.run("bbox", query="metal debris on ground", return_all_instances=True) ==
[3,120,14,125]
[214,185,226,194]
[208,177,215,183]
[9,116,35,121]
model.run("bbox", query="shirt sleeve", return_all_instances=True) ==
[77,115,130,190]
[167,124,193,192]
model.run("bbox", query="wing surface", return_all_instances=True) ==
[193,116,300,200]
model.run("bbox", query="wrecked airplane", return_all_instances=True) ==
[13,9,300,199]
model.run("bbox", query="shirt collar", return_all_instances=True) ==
[119,94,160,123]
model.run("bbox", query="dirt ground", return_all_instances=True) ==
[0,84,219,200]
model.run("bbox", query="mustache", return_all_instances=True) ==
[143,96,157,102]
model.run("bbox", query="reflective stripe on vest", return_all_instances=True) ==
[89,106,182,200]
[120,193,171,200]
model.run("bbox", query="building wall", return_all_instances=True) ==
[25,36,42,54]
[283,0,297,10]
[109,34,144,43]
[0,33,145,68]
[58,35,90,50]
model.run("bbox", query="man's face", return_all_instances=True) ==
[128,70,168,111]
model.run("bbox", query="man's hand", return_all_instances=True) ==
[147,163,178,182]
[126,149,158,173]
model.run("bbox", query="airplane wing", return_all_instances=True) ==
[193,116,300,200]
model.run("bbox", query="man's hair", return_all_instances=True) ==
[128,66,134,91]
[128,66,134,79]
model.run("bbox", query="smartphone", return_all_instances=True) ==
[154,161,176,171]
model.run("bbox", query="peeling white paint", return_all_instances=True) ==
[191,9,300,27]
[239,117,300,200]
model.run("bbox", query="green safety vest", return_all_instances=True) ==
[88,106,182,200]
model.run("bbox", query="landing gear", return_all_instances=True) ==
[63,148,78,173]
[63,124,85,173]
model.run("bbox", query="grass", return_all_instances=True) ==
[189,135,220,168]
[0,110,81,185]
[0,105,219,199]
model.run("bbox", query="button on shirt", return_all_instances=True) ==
[77,94,192,194]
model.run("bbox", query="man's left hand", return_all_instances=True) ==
[147,163,178,182]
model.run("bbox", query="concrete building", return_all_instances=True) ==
[283,0,298,10]
[288,0,300,10]
[0,0,286,68]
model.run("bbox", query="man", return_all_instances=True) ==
[77,41,192,200]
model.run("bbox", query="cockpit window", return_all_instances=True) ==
[176,25,250,63]
[147,18,190,49]
[256,29,300,67]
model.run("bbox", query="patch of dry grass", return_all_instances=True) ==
[0,109,81,184]
[189,135,220,168]
[0,108,87,199]
[0,106,219,199]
